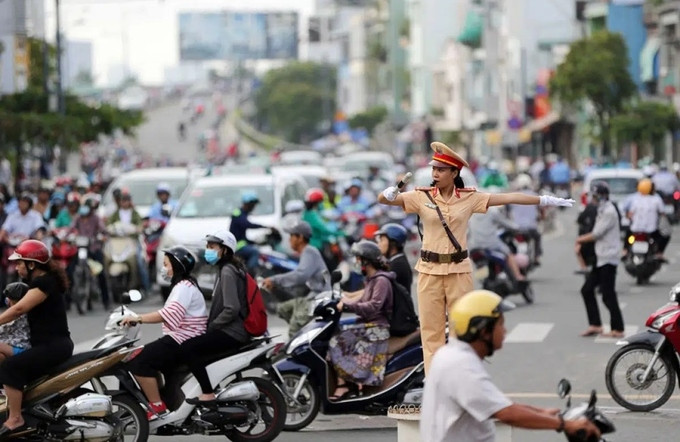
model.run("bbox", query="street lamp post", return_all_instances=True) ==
[55,0,65,115]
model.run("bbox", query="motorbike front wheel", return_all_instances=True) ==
[605,343,676,412]
[281,373,320,431]
[110,394,150,442]
[225,377,286,442]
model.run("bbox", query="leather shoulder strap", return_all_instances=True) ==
[420,190,463,252]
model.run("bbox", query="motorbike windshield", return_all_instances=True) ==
[176,184,276,218]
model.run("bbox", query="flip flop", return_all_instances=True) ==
[580,328,602,337]
[0,423,28,440]
[329,386,351,401]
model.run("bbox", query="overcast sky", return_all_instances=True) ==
[44,0,315,86]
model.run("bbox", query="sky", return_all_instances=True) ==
[44,0,316,87]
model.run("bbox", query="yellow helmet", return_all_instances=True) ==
[451,290,515,342]
[637,178,653,195]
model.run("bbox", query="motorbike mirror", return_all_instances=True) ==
[331,269,342,284]
[557,379,571,399]
[588,389,597,408]
[125,290,143,303]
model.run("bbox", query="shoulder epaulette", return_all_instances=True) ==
[415,186,435,191]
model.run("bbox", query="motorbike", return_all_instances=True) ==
[556,379,615,442]
[499,229,539,275]
[469,248,535,304]
[104,222,140,303]
[268,270,424,432]
[0,340,146,440]
[90,293,287,441]
[605,281,680,412]
[71,234,104,315]
[51,228,78,270]
[143,217,167,281]
[623,232,662,285]
[659,190,680,225]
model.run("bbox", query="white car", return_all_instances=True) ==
[157,172,308,295]
[413,166,478,189]
[269,165,328,189]
[99,167,199,219]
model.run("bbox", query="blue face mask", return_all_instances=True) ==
[204,249,219,265]
[79,206,91,216]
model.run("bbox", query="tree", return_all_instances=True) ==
[550,31,636,157]
[611,100,680,158]
[254,62,336,143]
[348,106,388,134]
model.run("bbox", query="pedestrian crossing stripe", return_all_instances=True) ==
[501,323,640,344]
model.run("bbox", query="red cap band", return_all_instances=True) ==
[432,152,464,169]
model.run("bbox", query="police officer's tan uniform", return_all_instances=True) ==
[400,143,490,374]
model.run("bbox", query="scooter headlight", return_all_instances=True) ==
[651,311,677,330]
[286,328,323,355]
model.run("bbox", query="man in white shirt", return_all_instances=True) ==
[627,179,667,261]
[0,193,45,242]
[421,290,599,442]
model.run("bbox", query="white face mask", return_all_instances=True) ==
[160,266,171,282]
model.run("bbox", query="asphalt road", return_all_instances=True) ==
[69,104,680,440]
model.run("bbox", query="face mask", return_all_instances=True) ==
[160,266,171,281]
[204,249,219,265]
[79,206,91,216]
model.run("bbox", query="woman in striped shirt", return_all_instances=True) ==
[121,245,207,419]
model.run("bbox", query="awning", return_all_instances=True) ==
[640,35,661,83]
[524,111,560,133]
[457,11,482,49]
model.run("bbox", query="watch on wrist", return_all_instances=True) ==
[556,414,565,433]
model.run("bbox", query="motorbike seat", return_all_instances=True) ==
[387,329,421,359]
[48,348,114,375]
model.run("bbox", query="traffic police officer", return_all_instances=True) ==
[378,141,574,374]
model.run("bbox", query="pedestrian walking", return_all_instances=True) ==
[378,141,574,374]
[575,181,625,338]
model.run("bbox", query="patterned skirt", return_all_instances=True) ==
[327,322,390,386]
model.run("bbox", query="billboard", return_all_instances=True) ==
[179,12,298,61]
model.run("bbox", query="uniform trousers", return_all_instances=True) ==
[417,271,473,375]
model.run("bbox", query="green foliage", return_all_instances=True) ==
[611,100,680,148]
[550,31,637,156]
[348,106,388,134]
[28,37,57,92]
[255,62,336,143]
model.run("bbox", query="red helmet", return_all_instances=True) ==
[305,188,324,204]
[9,239,50,264]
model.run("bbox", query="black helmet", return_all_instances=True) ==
[3,282,29,302]
[163,246,197,275]
[350,240,383,263]
[590,181,610,197]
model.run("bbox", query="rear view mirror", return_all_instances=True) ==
[331,270,342,284]
[124,290,143,304]
[557,379,571,398]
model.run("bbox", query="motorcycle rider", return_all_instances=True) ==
[335,178,375,218]
[121,245,206,420]
[71,198,110,309]
[302,188,343,269]
[374,223,413,293]
[320,176,341,211]
[54,192,81,228]
[626,178,667,261]
[33,187,52,221]
[106,191,150,293]
[230,191,267,275]
[509,174,542,265]
[421,290,600,442]
[652,161,679,198]
[148,182,178,223]
[0,193,45,243]
[262,221,331,336]
[480,161,508,189]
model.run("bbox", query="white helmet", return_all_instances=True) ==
[285,200,305,213]
[205,229,237,253]
[514,173,532,189]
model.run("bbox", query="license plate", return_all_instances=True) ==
[632,241,649,254]
[664,204,675,214]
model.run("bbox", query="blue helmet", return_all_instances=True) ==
[374,223,408,247]
[241,191,260,204]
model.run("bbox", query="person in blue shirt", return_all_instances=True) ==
[549,158,571,189]
[230,191,266,274]
[148,182,178,222]
[335,179,374,218]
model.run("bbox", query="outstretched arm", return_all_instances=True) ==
[488,193,540,207]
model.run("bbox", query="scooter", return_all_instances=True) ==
[622,232,662,285]
[556,379,615,442]
[143,218,167,280]
[268,270,424,431]
[104,222,139,303]
[469,248,535,304]
[51,227,78,270]
[90,293,287,442]
[0,340,146,440]
[605,281,680,412]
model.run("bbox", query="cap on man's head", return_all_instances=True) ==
[156,182,171,194]
[285,221,312,239]
[241,191,260,204]
[429,141,469,169]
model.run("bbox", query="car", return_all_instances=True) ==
[580,168,643,211]
[413,165,479,189]
[270,165,328,189]
[157,171,308,295]
[99,167,199,219]
[278,150,323,166]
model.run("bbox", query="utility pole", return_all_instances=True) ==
[55,0,65,115]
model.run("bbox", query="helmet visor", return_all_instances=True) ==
[205,235,224,245]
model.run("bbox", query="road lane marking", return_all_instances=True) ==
[505,323,553,343]
[593,325,639,343]
[507,392,680,402]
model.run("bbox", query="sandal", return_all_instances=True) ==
[329,383,351,401]
[600,331,624,338]
[580,327,602,337]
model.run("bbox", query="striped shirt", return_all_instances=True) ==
[159,280,207,344]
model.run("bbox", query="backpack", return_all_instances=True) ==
[240,272,268,336]
[377,275,419,337]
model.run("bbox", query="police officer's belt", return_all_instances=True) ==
[418,189,468,261]
[420,249,468,264]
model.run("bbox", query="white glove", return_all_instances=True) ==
[382,186,399,202]
[539,195,575,207]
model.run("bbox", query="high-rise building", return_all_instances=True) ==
[0,0,45,94]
